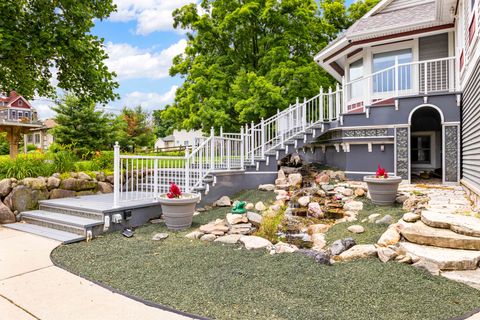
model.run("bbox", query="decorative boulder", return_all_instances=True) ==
[47,177,61,190]
[226,213,248,225]
[50,189,76,199]
[22,178,47,190]
[338,244,377,262]
[213,196,231,207]
[347,225,365,234]
[246,211,263,226]
[258,184,275,191]
[60,178,97,191]
[0,202,15,224]
[77,172,92,180]
[255,201,266,211]
[4,186,48,212]
[288,173,302,188]
[297,196,310,207]
[98,182,113,194]
[307,202,323,218]
[240,236,272,250]
[0,178,13,197]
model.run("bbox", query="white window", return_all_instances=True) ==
[348,59,364,100]
[373,49,413,92]
[34,134,40,144]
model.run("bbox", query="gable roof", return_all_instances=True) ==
[0,91,33,109]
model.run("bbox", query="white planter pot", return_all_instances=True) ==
[363,176,402,206]
[157,193,200,230]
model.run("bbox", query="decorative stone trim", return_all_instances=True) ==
[395,127,409,180]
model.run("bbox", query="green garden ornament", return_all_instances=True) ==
[231,201,247,214]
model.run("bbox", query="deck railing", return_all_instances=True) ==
[113,57,456,206]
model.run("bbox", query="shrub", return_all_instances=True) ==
[90,151,114,171]
[0,155,53,179]
[26,144,37,152]
[255,208,286,244]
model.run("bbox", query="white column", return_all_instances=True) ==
[113,142,120,208]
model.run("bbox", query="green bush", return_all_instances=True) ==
[26,144,37,152]
[52,150,78,173]
[90,151,114,171]
[0,155,54,179]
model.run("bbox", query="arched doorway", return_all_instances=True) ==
[409,106,443,183]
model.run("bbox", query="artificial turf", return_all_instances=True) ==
[52,189,480,320]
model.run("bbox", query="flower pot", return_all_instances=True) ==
[158,193,200,230]
[363,176,402,206]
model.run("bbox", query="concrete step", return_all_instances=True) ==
[421,211,480,237]
[442,269,480,289]
[399,242,480,271]
[3,222,86,244]
[39,204,104,221]
[22,210,102,231]
[399,221,480,250]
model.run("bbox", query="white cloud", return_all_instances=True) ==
[110,0,198,35]
[122,85,178,111]
[30,99,57,120]
[105,39,186,80]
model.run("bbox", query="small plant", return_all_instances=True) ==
[90,151,114,171]
[375,164,388,178]
[256,207,285,243]
[167,182,182,198]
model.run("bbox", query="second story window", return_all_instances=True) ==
[348,59,363,100]
[11,111,16,120]
[18,100,23,106]
[373,49,413,93]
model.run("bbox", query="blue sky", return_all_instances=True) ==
[33,0,356,118]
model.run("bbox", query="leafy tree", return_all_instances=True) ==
[51,95,114,153]
[153,109,175,138]
[115,106,155,150]
[0,0,118,104]
[161,0,379,133]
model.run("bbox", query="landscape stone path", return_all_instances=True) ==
[0,227,193,320]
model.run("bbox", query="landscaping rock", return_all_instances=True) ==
[368,213,381,223]
[421,210,480,237]
[396,195,409,205]
[50,189,76,199]
[200,234,216,242]
[347,225,365,234]
[96,172,106,182]
[376,215,393,225]
[240,236,272,250]
[316,174,330,184]
[298,249,331,265]
[377,226,401,247]
[0,202,15,223]
[311,233,326,251]
[60,178,97,191]
[272,242,298,254]
[47,177,61,190]
[354,188,365,197]
[342,188,353,197]
[22,178,46,190]
[200,219,229,234]
[338,244,377,262]
[330,238,356,256]
[399,221,480,250]
[0,179,12,197]
[106,175,114,184]
[214,196,231,207]
[269,204,281,212]
[152,233,169,241]
[98,182,113,193]
[255,201,266,211]
[77,172,92,180]
[343,201,363,212]
[399,242,480,270]
[245,203,254,210]
[226,213,248,225]
[403,212,420,223]
[412,259,441,276]
[258,184,275,191]
[185,231,204,239]
[214,234,242,244]
[307,202,323,218]
[377,247,398,263]
[321,184,334,192]
[297,196,310,207]
[308,224,329,234]
[246,211,262,226]
[4,186,48,212]
[288,173,302,188]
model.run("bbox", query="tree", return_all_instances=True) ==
[161,0,379,133]
[115,106,155,150]
[153,109,175,138]
[0,0,118,104]
[52,95,114,153]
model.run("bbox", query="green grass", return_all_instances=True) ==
[51,190,480,320]
[325,198,405,245]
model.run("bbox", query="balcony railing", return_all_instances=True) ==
[343,57,456,113]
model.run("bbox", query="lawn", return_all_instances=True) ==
[52,190,480,320]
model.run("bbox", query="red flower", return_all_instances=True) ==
[168,182,182,198]
[376,164,388,178]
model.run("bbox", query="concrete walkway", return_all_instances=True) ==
[0,227,192,320]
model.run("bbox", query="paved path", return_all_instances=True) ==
[0,227,192,320]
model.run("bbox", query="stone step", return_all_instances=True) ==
[399,221,480,250]
[3,223,86,244]
[441,269,480,290]
[21,210,103,235]
[421,211,480,237]
[399,242,480,271]
[38,204,104,221]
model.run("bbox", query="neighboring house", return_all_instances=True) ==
[312,0,479,194]
[155,129,204,149]
[25,119,56,151]
[0,91,38,123]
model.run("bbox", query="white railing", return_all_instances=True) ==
[113,57,457,206]
[343,57,456,112]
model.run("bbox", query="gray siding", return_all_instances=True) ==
[462,58,480,189]
[383,0,432,12]
[419,34,449,61]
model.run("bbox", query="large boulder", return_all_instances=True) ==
[60,178,97,191]
[4,186,48,212]
[47,176,61,190]
[77,172,92,180]
[50,189,76,199]
[226,213,248,225]
[330,238,356,256]
[0,202,15,224]
[22,178,47,190]
[213,196,231,207]
[98,182,113,194]
[240,236,272,250]
[377,226,401,247]
[246,211,263,226]
[0,178,13,197]
[214,234,242,244]
[288,173,302,188]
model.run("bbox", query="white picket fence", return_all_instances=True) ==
[112,57,456,206]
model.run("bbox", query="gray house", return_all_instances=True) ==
[313,0,478,194]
